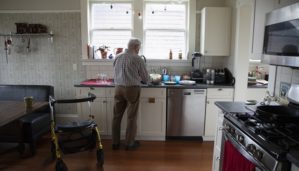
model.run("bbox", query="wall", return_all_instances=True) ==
[0,12,85,114]
[85,0,228,79]
[0,0,80,11]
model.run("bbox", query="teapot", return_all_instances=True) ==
[96,45,109,59]
[114,48,124,55]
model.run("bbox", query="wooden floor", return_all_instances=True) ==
[0,137,213,171]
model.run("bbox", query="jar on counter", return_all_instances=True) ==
[169,49,173,60]
[178,50,182,60]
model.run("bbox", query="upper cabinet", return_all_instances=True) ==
[200,7,231,56]
[274,0,299,8]
[250,0,275,61]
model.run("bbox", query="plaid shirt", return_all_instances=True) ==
[113,51,149,86]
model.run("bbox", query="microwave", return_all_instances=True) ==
[262,3,299,67]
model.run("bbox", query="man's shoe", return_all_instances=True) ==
[125,141,140,150]
[112,144,120,150]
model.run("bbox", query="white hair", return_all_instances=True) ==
[127,38,141,49]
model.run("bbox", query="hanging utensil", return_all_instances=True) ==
[4,38,8,63]
[26,37,30,53]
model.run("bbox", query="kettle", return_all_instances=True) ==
[192,52,202,70]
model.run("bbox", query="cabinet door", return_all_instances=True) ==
[212,147,221,171]
[79,97,108,135]
[250,0,274,60]
[205,98,231,137]
[201,7,231,56]
[106,97,114,135]
[139,97,166,138]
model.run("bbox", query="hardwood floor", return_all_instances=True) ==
[0,137,213,171]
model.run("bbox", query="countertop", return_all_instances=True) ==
[214,101,252,113]
[247,84,268,88]
[74,79,234,89]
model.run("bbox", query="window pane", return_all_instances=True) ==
[91,30,131,48]
[145,3,186,29]
[91,3,132,29]
[144,31,186,60]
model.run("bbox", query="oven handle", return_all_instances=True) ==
[223,132,271,171]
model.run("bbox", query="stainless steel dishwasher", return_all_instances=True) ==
[166,88,206,139]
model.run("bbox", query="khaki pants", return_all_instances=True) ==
[112,86,141,145]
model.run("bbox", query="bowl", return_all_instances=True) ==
[150,74,162,85]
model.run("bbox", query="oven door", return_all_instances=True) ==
[222,118,286,171]
[222,132,262,171]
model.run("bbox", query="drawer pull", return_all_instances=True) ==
[218,88,222,91]
[148,97,155,103]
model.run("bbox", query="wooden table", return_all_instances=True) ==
[0,101,48,127]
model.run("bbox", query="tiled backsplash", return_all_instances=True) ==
[86,56,228,79]
[274,66,299,100]
[0,12,86,114]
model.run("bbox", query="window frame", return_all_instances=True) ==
[89,1,134,48]
[84,0,194,63]
[143,1,188,60]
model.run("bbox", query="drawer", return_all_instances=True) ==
[207,88,234,99]
[78,88,106,98]
[105,88,115,98]
[141,88,166,98]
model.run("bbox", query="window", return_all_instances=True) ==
[90,3,133,49]
[144,3,187,59]
[89,1,188,60]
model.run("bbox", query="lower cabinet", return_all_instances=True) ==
[138,96,166,140]
[212,110,225,171]
[76,87,166,140]
[76,88,111,135]
[204,88,233,140]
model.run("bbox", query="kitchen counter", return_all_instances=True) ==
[214,101,253,113]
[74,79,234,89]
[247,83,268,88]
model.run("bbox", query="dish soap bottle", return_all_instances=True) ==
[178,50,182,60]
[169,49,173,60]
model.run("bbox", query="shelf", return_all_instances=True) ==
[0,33,54,37]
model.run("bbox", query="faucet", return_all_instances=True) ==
[260,91,280,105]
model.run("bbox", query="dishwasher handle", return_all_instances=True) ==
[183,92,191,95]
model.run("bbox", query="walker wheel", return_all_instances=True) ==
[51,141,56,160]
[96,149,104,167]
[17,143,25,155]
[55,159,68,171]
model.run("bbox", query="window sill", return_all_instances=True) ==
[81,59,192,67]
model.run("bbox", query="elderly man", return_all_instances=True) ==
[112,38,149,150]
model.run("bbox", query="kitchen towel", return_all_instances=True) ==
[222,140,256,171]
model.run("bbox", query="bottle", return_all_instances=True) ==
[211,69,215,84]
[169,49,173,60]
[178,50,182,60]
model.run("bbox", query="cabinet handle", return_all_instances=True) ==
[216,156,220,160]
[91,115,95,119]
[148,97,155,103]
[103,100,107,103]
[207,101,210,104]
[218,88,222,91]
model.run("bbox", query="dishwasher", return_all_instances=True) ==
[166,88,206,139]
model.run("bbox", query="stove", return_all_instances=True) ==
[223,108,299,171]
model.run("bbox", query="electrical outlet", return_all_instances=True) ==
[280,82,290,99]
